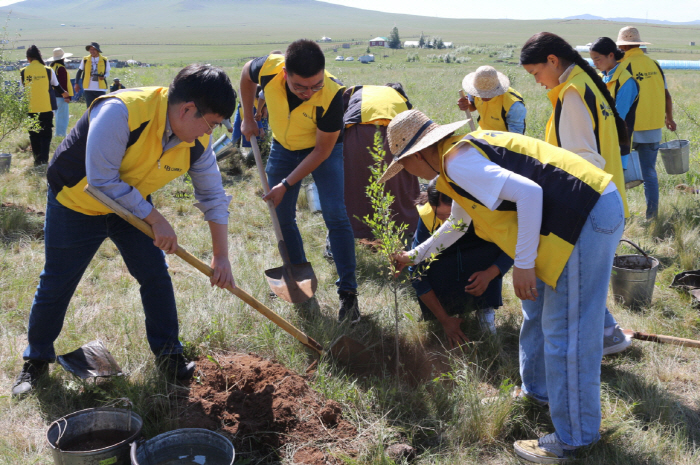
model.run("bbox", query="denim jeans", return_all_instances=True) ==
[23,189,182,362]
[54,97,69,137]
[634,142,660,219]
[83,90,105,109]
[519,190,624,447]
[265,141,357,293]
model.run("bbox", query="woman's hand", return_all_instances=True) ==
[465,265,500,296]
[512,266,538,301]
[391,251,413,276]
[439,315,470,349]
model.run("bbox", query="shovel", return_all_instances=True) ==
[458,90,477,132]
[622,329,700,349]
[83,184,324,356]
[250,135,317,303]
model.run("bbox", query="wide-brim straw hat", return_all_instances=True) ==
[46,47,73,62]
[616,26,651,46]
[379,109,469,183]
[462,65,510,99]
[85,42,102,53]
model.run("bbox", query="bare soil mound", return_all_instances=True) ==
[179,353,358,464]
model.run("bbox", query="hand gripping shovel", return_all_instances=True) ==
[458,90,477,132]
[250,136,317,303]
[83,184,324,356]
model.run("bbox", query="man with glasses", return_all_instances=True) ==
[240,39,360,323]
[12,65,237,397]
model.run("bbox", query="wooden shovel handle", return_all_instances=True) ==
[458,90,477,132]
[250,135,286,246]
[629,330,700,349]
[83,185,323,355]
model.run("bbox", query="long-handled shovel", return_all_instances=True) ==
[250,135,317,303]
[83,184,324,356]
[622,329,700,349]
[458,90,477,132]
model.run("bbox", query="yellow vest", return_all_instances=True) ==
[50,62,74,97]
[260,54,344,151]
[20,60,54,113]
[545,65,629,218]
[48,87,210,215]
[343,85,411,127]
[620,47,665,131]
[417,203,442,233]
[475,88,524,132]
[81,54,108,90]
[436,130,612,288]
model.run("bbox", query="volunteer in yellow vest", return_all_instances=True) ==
[342,83,419,239]
[384,110,624,464]
[47,47,75,138]
[75,41,110,108]
[20,45,70,165]
[406,177,513,347]
[12,65,237,398]
[457,66,526,134]
[520,32,633,359]
[240,39,360,323]
[617,26,677,219]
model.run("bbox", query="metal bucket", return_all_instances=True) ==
[624,150,643,189]
[659,139,690,175]
[305,182,322,213]
[130,428,234,465]
[610,239,659,309]
[211,135,231,155]
[47,407,143,465]
[0,153,11,174]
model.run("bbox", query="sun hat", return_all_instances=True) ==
[85,42,102,53]
[616,26,651,46]
[462,66,510,99]
[379,109,469,183]
[46,47,73,62]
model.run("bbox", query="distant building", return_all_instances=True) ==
[369,37,387,47]
[320,36,332,42]
[404,41,420,48]
[359,54,375,63]
[444,42,453,48]
[690,41,695,46]
[342,43,351,49]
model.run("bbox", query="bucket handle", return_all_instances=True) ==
[54,416,69,448]
[663,130,684,144]
[618,239,653,267]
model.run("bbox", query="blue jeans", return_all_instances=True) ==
[23,189,182,362]
[519,191,624,447]
[635,142,660,219]
[54,97,69,137]
[83,90,104,109]
[265,141,357,293]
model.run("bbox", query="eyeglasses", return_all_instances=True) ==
[289,81,325,93]
[194,103,222,132]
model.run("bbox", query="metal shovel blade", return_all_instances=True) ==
[265,261,317,303]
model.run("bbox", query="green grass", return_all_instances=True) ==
[1,12,700,464]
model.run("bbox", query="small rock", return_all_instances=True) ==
[385,443,416,462]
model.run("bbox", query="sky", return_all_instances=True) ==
[0,0,698,23]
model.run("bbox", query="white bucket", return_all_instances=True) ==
[305,182,321,213]
[624,150,643,189]
[0,153,11,174]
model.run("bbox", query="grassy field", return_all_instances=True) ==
[2,10,700,464]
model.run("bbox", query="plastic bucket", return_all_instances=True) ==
[0,153,11,174]
[659,139,690,175]
[624,150,643,189]
[610,240,659,309]
[46,407,143,465]
[305,182,322,213]
[130,428,234,465]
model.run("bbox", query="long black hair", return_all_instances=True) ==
[590,37,625,61]
[26,45,45,65]
[415,176,452,207]
[520,32,628,147]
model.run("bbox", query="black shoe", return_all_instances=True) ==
[12,360,49,397]
[338,291,361,324]
[156,353,196,380]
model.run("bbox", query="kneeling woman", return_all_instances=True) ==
[384,110,624,464]
[407,177,513,347]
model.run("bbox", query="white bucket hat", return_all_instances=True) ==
[46,48,73,62]
[616,26,651,46]
[462,66,510,99]
[379,109,469,183]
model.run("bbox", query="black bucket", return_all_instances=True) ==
[130,428,234,465]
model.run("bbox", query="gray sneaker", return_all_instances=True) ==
[12,360,49,397]
[514,433,577,463]
[603,324,632,356]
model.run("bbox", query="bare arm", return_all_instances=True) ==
[239,60,260,139]
[418,290,469,348]
[665,89,677,131]
[208,221,234,289]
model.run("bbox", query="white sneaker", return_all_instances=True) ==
[514,433,577,463]
[477,307,497,335]
[603,324,632,356]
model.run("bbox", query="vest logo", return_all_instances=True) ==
[600,103,611,119]
[635,72,644,81]
[25,75,33,83]
[164,165,182,172]
[302,112,314,120]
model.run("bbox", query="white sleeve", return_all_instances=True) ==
[498,172,542,269]
[49,68,59,87]
[559,88,606,169]
[104,59,111,77]
[444,145,511,210]
[409,200,471,264]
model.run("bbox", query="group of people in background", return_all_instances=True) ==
[12,24,676,464]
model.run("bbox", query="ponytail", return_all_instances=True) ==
[26,45,45,65]
[521,32,628,148]
[590,37,625,61]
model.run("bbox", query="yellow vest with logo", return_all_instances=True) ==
[260,54,344,151]
[50,62,74,97]
[545,65,628,217]
[49,87,210,215]
[343,85,411,127]
[20,60,53,113]
[81,54,108,90]
[620,47,665,131]
[475,88,524,132]
[436,130,612,288]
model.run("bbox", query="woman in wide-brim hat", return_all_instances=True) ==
[47,48,74,137]
[385,108,624,464]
